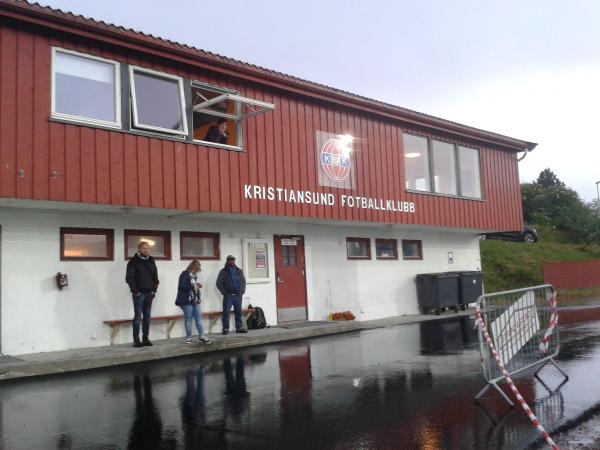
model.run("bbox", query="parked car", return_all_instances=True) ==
[481,225,539,243]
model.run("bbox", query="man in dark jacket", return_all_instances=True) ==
[126,241,159,347]
[216,255,247,335]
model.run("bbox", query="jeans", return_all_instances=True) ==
[132,291,154,339]
[181,303,204,338]
[222,294,243,332]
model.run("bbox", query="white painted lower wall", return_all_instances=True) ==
[0,206,482,355]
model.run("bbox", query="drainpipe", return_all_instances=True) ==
[517,148,529,162]
[596,181,600,216]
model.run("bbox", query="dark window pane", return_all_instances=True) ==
[54,51,116,122]
[281,246,289,266]
[288,246,297,266]
[133,71,184,132]
[347,240,369,258]
[376,239,397,258]
[402,241,422,259]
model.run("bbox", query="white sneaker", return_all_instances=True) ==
[185,337,192,344]
[199,336,211,344]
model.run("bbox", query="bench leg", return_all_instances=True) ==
[166,319,177,339]
[110,324,120,345]
[208,316,219,334]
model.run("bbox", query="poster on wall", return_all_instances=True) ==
[245,240,270,282]
[255,250,266,269]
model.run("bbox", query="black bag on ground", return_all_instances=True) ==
[247,305,267,330]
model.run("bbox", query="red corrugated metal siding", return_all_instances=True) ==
[544,261,600,290]
[0,23,524,231]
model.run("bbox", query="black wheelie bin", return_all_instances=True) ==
[416,272,460,315]
[453,271,484,310]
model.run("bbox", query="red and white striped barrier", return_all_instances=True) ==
[475,304,559,450]
[539,292,558,354]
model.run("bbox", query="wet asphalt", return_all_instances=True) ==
[1,308,600,450]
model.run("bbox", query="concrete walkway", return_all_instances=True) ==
[0,309,473,381]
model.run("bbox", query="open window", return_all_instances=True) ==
[129,67,188,136]
[192,81,275,149]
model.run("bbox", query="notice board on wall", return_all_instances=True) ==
[243,239,270,283]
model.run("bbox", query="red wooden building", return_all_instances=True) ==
[0,0,535,354]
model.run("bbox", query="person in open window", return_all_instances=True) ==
[203,118,229,145]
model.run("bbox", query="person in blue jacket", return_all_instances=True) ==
[175,260,211,344]
[216,255,247,335]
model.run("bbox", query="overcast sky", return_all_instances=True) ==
[39,0,600,201]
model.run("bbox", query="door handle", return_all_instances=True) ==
[276,272,284,283]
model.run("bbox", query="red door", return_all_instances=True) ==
[274,235,308,322]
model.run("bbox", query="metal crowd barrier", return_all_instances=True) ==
[481,388,565,449]
[474,284,568,407]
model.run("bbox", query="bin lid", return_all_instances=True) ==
[416,272,460,278]
[445,270,484,276]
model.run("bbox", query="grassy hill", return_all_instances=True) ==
[480,226,600,299]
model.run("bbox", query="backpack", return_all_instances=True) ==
[247,306,267,330]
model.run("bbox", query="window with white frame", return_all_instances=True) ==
[129,67,188,136]
[459,146,482,198]
[192,81,275,149]
[403,132,482,199]
[403,134,430,191]
[52,48,120,127]
[432,140,457,195]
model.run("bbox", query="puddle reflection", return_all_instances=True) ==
[1,314,599,449]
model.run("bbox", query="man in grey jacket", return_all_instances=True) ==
[216,255,247,335]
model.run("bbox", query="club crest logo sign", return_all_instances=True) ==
[319,138,352,182]
[316,131,355,189]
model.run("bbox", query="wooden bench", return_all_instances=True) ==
[103,308,255,345]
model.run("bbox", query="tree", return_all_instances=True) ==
[522,169,600,247]
[536,168,565,189]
